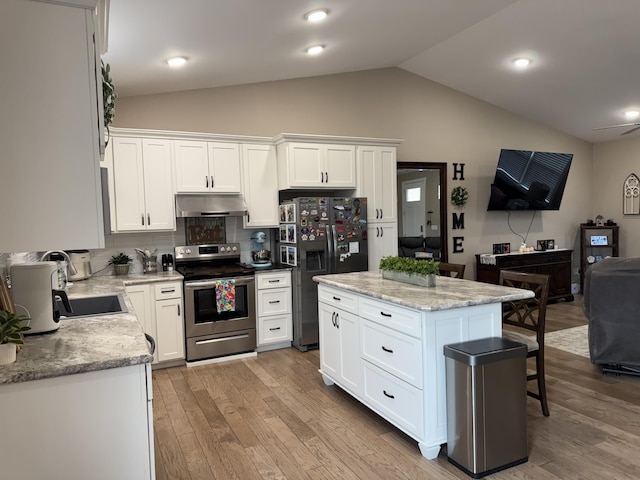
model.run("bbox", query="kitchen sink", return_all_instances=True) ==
[56,294,128,319]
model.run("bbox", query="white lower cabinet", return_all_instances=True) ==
[126,280,184,365]
[2,364,154,480]
[318,286,362,395]
[318,283,502,460]
[256,270,293,351]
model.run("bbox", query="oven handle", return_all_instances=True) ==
[185,277,254,289]
[195,333,250,345]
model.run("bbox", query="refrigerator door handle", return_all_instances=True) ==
[331,225,338,259]
[326,224,334,259]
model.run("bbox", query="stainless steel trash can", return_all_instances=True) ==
[444,337,528,478]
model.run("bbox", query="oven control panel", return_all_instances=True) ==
[175,243,240,261]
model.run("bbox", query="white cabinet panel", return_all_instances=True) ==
[112,137,175,232]
[174,140,210,192]
[357,146,397,223]
[277,142,356,189]
[0,0,104,251]
[368,222,398,272]
[242,144,279,228]
[175,140,241,193]
[208,142,242,193]
[155,298,184,362]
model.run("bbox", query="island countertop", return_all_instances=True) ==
[0,271,182,385]
[313,271,534,311]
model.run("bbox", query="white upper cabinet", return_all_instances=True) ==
[174,140,241,193]
[111,137,175,232]
[276,140,356,189]
[0,0,104,251]
[241,144,279,228]
[356,145,397,223]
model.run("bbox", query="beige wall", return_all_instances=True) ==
[114,67,594,277]
[593,136,640,258]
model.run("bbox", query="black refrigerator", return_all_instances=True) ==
[278,197,368,351]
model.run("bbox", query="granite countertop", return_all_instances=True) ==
[0,271,183,385]
[313,271,534,311]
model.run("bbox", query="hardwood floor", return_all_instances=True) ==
[153,295,640,479]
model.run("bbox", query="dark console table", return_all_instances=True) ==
[475,249,573,302]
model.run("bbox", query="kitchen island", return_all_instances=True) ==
[0,272,180,480]
[314,271,534,460]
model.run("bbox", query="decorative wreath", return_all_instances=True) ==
[451,186,469,207]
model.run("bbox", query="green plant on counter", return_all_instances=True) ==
[109,252,132,265]
[0,310,31,346]
[379,256,440,275]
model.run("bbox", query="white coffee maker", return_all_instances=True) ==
[10,262,71,334]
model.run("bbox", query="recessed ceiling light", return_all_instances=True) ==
[305,9,328,22]
[624,110,640,120]
[306,45,325,56]
[166,56,187,68]
[513,58,531,68]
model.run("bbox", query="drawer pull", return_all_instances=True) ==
[332,296,341,301]
[268,279,280,283]
[383,390,395,399]
[381,346,394,354]
[161,289,175,294]
[269,327,281,331]
[268,300,281,304]
[380,311,392,317]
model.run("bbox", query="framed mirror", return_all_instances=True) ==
[396,162,448,262]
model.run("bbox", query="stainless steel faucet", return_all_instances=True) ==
[41,250,78,275]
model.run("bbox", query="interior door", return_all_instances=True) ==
[402,178,426,236]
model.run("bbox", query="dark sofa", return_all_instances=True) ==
[583,257,640,367]
[398,236,441,260]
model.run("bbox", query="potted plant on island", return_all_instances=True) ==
[109,252,132,276]
[379,256,440,288]
[0,310,31,364]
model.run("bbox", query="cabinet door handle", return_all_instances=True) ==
[381,346,393,354]
[205,176,209,188]
[335,312,339,328]
[141,214,145,226]
[380,209,383,218]
[320,172,324,183]
[177,305,181,316]
[210,176,214,188]
[147,213,151,225]
[331,312,336,327]
[383,390,395,399]
[325,171,328,183]
[380,311,392,318]
[269,327,281,331]
[332,296,341,301]
[380,227,384,237]
[268,300,280,304]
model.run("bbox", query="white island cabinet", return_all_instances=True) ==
[315,272,534,460]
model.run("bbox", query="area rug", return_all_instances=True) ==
[545,325,590,359]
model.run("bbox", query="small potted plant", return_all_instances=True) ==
[379,256,440,288]
[109,252,132,276]
[0,310,31,364]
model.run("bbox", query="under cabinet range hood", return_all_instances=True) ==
[175,194,248,217]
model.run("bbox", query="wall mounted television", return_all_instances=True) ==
[487,149,573,211]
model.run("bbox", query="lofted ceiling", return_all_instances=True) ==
[102,0,640,143]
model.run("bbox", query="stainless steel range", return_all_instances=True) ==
[174,243,256,362]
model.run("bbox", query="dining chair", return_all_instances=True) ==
[499,270,551,416]
[438,262,466,279]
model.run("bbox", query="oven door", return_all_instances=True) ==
[184,275,256,338]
